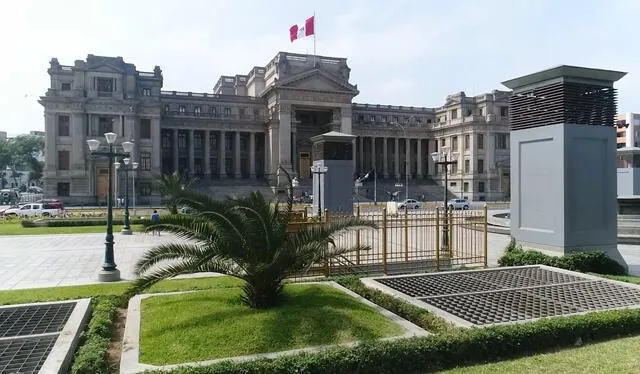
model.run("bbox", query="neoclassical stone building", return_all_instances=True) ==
[40,52,511,204]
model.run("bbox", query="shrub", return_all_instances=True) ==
[141,308,640,374]
[498,241,627,276]
[335,276,453,333]
[19,218,150,228]
[70,296,118,374]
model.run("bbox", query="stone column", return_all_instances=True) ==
[188,129,195,174]
[173,129,179,173]
[340,105,352,134]
[405,138,411,179]
[249,132,256,178]
[382,137,388,178]
[151,118,161,176]
[44,112,56,175]
[394,138,400,179]
[204,130,211,179]
[428,139,436,176]
[277,104,292,176]
[358,137,364,173]
[219,131,226,178]
[417,139,423,178]
[235,131,241,179]
[370,136,376,172]
[71,113,85,171]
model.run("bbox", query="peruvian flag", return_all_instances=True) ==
[289,16,315,42]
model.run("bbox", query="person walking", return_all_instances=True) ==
[150,210,161,236]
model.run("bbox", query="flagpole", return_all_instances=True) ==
[313,11,317,66]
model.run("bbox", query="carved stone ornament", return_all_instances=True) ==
[279,104,291,114]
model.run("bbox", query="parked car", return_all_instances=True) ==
[441,199,470,210]
[2,202,64,218]
[397,199,421,209]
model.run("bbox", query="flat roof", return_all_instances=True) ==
[502,65,627,90]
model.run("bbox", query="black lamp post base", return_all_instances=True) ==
[121,228,133,235]
[98,269,121,282]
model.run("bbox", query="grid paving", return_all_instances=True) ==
[0,302,75,338]
[371,266,640,326]
[0,335,58,374]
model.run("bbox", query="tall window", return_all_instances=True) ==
[477,159,484,174]
[98,117,112,135]
[210,106,217,116]
[143,88,151,96]
[451,109,458,119]
[58,150,70,170]
[194,132,203,150]
[224,107,231,117]
[57,182,70,197]
[478,181,486,193]
[464,134,470,150]
[61,83,71,91]
[179,105,186,113]
[139,119,151,139]
[463,182,469,193]
[500,106,509,117]
[164,105,170,113]
[58,115,70,136]
[464,159,470,173]
[161,131,171,149]
[178,132,187,149]
[478,134,484,149]
[496,134,509,149]
[194,106,201,115]
[140,183,152,196]
[238,108,245,118]
[451,136,458,152]
[140,152,151,171]
[96,78,114,96]
[440,138,446,147]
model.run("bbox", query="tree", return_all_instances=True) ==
[153,171,194,214]
[0,135,44,186]
[131,169,375,309]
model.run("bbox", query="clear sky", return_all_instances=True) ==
[0,0,637,136]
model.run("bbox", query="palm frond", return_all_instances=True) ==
[134,242,211,276]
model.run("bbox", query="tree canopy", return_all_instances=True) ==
[0,135,45,188]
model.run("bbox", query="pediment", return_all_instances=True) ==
[87,63,125,73]
[277,69,358,94]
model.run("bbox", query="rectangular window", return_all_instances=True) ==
[357,115,364,121]
[178,132,187,149]
[225,134,232,151]
[451,136,458,151]
[451,109,458,119]
[500,106,509,117]
[479,107,484,116]
[463,182,469,193]
[224,107,231,117]
[98,117,112,135]
[194,106,201,115]
[141,151,151,171]
[143,88,151,96]
[478,181,486,193]
[477,159,484,174]
[179,105,186,113]
[478,134,484,149]
[440,138,446,147]
[164,105,170,113]
[58,151,70,170]
[161,131,171,149]
[238,108,245,119]
[497,134,509,149]
[61,83,71,91]
[210,133,217,149]
[240,138,247,151]
[253,109,260,119]
[393,116,399,122]
[210,106,217,116]
[464,134,470,150]
[451,163,458,174]
[140,182,152,196]
[58,115,70,136]
[139,119,151,139]
[464,159,470,173]
[57,182,70,197]
[194,132,203,149]
[96,78,114,95]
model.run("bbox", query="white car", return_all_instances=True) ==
[397,199,420,209]
[442,199,470,210]
[2,203,63,218]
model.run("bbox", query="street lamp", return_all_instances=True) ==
[431,146,457,252]
[86,132,134,282]
[391,122,409,200]
[114,162,120,207]
[120,157,133,235]
[310,164,328,217]
[132,162,139,217]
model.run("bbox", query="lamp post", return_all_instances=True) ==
[431,146,457,252]
[121,158,133,235]
[132,162,139,217]
[86,132,134,282]
[114,162,120,207]
[310,164,328,217]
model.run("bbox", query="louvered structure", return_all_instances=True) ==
[502,65,626,130]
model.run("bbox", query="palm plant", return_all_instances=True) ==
[131,168,376,309]
[153,171,194,214]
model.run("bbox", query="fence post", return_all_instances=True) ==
[356,205,361,265]
[483,203,488,268]
[324,209,330,277]
[448,207,454,258]
[435,207,440,271]
[404,206,409,262]
[382,207,388,275]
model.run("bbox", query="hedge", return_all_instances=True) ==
[335,276,453,333]
[498,239,627,275]
[70,296,119,374]
[141,308,640,374]
[21,218,150,228]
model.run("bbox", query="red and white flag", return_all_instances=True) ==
[289,16,315,42]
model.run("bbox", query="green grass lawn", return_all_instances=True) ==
[440,334,640,374]
[139,284,405,365]
[0,223,144,235]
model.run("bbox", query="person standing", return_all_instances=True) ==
[151,210,161,236]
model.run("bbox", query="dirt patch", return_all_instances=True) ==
[107,308,127,373]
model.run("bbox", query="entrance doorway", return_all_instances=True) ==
[294,109,333,179]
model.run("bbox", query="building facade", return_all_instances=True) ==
[615,113,640,149]
[40,52,511,205]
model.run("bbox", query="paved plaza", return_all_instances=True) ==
[0,229,639,290]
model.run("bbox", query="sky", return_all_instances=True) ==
[0,0,638,136]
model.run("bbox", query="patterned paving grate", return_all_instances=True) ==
[0,302,75,338]
[0,335,58,374]
[372,266,640,326]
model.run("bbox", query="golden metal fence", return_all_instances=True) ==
[291,205,488,277]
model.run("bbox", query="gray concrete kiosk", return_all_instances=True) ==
[310,131,355,216]
[502,65,627,268]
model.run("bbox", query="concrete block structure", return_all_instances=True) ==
[503,65,627,267]
[39,52,512,205]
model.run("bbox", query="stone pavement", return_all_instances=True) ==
[0,229,637,290]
